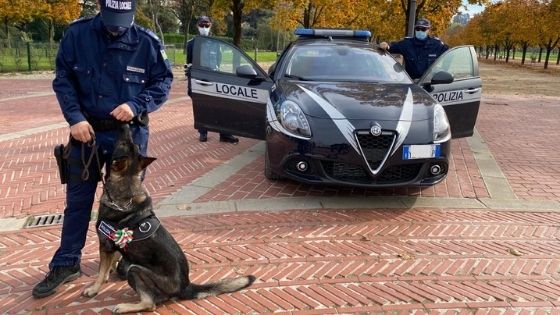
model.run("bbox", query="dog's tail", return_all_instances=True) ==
[180,275,256,300]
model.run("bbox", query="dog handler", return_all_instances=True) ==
[379,18,448,80]
[33,0,173,298]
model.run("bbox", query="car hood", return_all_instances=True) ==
[276,80,436,121]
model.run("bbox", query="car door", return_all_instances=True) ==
[190,36,273,140]
[418,45,482,138]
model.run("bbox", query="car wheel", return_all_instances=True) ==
[264,146,280,180]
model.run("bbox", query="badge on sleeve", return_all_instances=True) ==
[160,49,168,60]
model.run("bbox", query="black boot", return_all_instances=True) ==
[32,264,81,298]
[219,134,239,144]
[199,133,207,142]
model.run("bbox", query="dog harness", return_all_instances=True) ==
[96,216,161,249]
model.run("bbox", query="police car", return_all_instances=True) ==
[189,29,482,187]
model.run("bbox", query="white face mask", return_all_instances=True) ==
[198,27,210,36]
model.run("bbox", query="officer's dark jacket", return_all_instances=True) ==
[53,14,173,126]
[388,36,448,80]
[185,36,221,96]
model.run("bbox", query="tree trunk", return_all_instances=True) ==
[49,20,54,43]
[505,46,510,63]
[231,0,244,47]
[494,45,498,61]
[4,17,11,49]
[521,43,528,65]
[303,3,311,28]
[512,47,515,60]
[538,46,543,63]
[556,47,560,65]
[149,0,165,45]
[182,0,192,54]
[544,38,560,69]
[485,46,490,60]
[544,44,551,69]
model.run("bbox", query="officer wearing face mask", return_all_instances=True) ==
[32,0,173,299]
[379,18,448,80]
[185,16,239,143]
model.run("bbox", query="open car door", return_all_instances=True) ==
[418,45,482,138]
[190,36,273,140]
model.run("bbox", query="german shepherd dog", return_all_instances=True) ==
[82,125,255,313]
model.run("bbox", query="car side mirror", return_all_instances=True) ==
[236,65,258,79]
[431,71,454,85]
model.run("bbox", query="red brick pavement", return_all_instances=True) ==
[476,95,560,201]
[1,208,559,313]
[0,77,258,218]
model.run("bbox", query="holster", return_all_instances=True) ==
[54,141,70,184]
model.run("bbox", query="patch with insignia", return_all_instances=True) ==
[126,66,146,74]
[160,49,168,60]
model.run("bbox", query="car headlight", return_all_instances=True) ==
[279,100,312,138]
[433,104,451,143]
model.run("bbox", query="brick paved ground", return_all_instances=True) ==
[476,95,560,201]
[1,64,560,314]
[1,208,560,313]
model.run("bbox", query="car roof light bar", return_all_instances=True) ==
[294,28,371,39]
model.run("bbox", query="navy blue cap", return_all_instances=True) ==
[415,18,431,28]
[197,16,212,24]
[100,0,137,28]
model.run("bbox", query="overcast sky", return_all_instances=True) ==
[459,0,486,15]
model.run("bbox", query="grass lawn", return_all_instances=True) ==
[0,47,278,73]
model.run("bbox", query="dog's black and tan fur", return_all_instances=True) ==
[83,125,255,313]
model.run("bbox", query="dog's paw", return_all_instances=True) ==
[82,285,99,297]
[113,303,155,314]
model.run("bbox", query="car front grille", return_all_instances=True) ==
[379,164,423,183]
[356,132,396,171]
[322,161,422,184]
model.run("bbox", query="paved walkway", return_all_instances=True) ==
[0,67,560,314]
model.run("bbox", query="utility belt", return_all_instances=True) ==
[54,113,148,184]
[88,113,149,132]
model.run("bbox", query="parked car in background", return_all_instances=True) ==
[188,29,482,187]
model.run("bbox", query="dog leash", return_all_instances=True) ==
[80,139,101,181]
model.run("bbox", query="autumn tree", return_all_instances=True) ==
[169,0,211,42]
[0,0,37,41]
[398,0,490,37]
[508,0,540,65]
[211,0,274,47]
[536,0,560,69]
[41,0,81,42]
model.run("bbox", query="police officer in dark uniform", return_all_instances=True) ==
[32,0,173,298]
[185,16,239,143]
[379,18,448,80]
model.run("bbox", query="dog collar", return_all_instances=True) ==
[96,216,160,249]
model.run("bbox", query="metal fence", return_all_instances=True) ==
[0,41,187,73]
[0,42,59,72]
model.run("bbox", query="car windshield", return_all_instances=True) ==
[284,44,411,83]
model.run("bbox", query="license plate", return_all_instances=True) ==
[402,144,441,160]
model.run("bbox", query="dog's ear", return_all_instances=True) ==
[138,156,157,170]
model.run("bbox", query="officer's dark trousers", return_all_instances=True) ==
[49,126,148,268]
